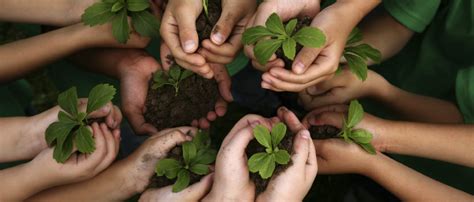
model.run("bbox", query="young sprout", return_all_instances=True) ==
[202,0,209,19]
[248,122,291,179]
[45,84,116,163]
[152,65,194,96]
[338,100,376,154]
[155,131,217,192]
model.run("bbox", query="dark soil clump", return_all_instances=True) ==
[245,130,294,194]
[148,147,202,188]
[309,125,341,139]
[275,16,312,69]
[144,0,223,131]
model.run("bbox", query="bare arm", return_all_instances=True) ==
[0,0,94,26]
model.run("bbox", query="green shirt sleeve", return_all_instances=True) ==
[456,67,474,123]
[383,0,441,33]
[226,51,249,76]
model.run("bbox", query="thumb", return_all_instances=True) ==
[211,9,239,45]
[87,102,113,119]
[175,7,199,53]
[293,47,322,75]
[184,173,214,200]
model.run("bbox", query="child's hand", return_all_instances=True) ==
[139,174,213,202]
[198,0,256,65]
[160,0,213,78]
[302,104,388,152]
[29,123,120,187]
[299,69,388,110]
[257,108,317,202]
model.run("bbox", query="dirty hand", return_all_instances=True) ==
[199,0,256,65]
[139,174,213,202]
[161,0,213,79]
[256,107,317,202]
[299,69,388,110]
[302,104,387,152]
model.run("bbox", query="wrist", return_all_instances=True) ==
[204,187,255,202]
[66,0,97,25]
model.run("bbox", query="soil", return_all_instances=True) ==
[245,130,295,194]
[309,125,341,139]
[148,146,203,189]
[144,0,222,131]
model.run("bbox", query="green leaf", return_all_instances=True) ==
[58,111,76,124]
[112,9,130,44]
[259,154,276,179]
[82,2,116,26]
[266,13,286,35]
[285,19,297,35]
[111,1,124,12]
[131,11,160,37]
[253,125,272,150]
[346,44,382,64]
[190,164,209,175]
[360,143,376,155]
[180,69,194,81]
[271,122,286,148]
[86,84,116,114]
[254,39,283,65]
[344,53,367,81]
[242,26,274,45]
[45,121,77,146]
[202,0,209,18]
[346,27,362,45]
[182,142,197,165]
[274,150,290,165]
[77,112,87,122]
[248,152,268,173]
[350,129,373,144]
[74,126,95,154]
[57,87,78,116]
[172,169,191,192]
[347,100,364,128]
[169,65,181,81]
[282,38,296,60]
[153,70,164,81]
[293,27,326,48]
[192,130,210,149]
[193,149,217,165]
[152,81,166,89]
[127,0,150,12]
[155,158,182,179]
[53,131,75,163]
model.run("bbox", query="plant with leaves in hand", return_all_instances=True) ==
[340,28,382,81]
[155,130,217,192]
[151,65,194,95]
[242,13,326,65]
[45,84,116,163]
[82,0,160,43]
[248,123,291,179]
[337,100,376,154]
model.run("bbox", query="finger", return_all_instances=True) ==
[175,58,214,79]
[212,64,233,102]
[306,75,345,96]
[211,8,240,45]
[293,46,323,74]
[261,81,284,92]
[175,7,199,53]
[198,48,234,64]
[222,114,270,146]
[262,73,333,92]
[277,107,305,133]
[151,130,193,157]
[207,111,217,121]
[198,117,210,129]
[160,42,174,71]
[265,58,285,69]
[290,129,311,169]
[87,102,112,119]
[153,127,197,138]
[306,133,318,179]
[191,120,199,127]
[105,105,120,129]
[123,105,158,135]
[88,123,107,165]
[183,173,214,200]
[253,3,276,26]
[219,126,254,159]
[201,39,241,58]
[214,97,228,117]
[95,123,118,173]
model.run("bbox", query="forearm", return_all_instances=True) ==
[372,77,463,123]
[366,154,473,201]
[378,120,474,167]
[0,24,90,83]
[29,160,138,201]
[358,9,414,64]
[0,0,93,26]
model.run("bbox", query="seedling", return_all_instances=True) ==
[155,130,217,192]
[242,13,326,65]
[338,100,376,154]
[45,84,116,163]
[202,0,209,19]
[151,65,194,95]
[248,123,291,179]
[341,28,382,81]
[82,0,160,44]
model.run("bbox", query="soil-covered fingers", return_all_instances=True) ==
[290,130,312,169]
[148,130,193,158]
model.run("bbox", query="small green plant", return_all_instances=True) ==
[341,28,382,81]
[248,122,291,179]
[151,65,194,95]
[45,84,116,163]
[338,100,376,154]
[82,0,160,44]
[242,13,326,65]
[155,130,217,192]
[202,0,209,19]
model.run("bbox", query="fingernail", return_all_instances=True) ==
[261,82,270,89]
[211,33,224,44]
[279,106,288,112]
[184,40,196,53]
[294,62,305,74]
[300,130,311,139]
[307,86,318,95]
[262,76,272,84]
[101,104,111,113]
